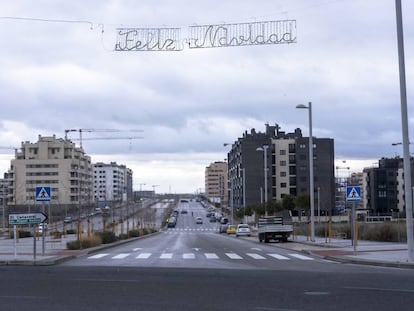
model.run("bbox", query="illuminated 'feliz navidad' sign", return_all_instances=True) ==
[115,20,297,51]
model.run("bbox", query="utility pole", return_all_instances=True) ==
[395,0,414,262]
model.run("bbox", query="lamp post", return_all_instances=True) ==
[395,0,414,262]
[296,102,315,242]
[240,168,246,223]
[256,145,269,216]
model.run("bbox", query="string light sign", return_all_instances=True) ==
[115,20,296,51]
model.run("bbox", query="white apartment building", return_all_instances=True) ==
[94,162,133,204]
[7,135,93,207]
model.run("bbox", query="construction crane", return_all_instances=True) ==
[64,128,144,148]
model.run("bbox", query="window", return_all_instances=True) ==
[280,171,287,177]
[280,160,286,166]
[280,149,286,155]
[280,183,287,188]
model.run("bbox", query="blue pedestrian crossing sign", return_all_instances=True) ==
[346,186,361,202]
[35,186,51,202]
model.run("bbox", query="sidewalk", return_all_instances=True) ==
[1,232,414,268]
[0,234,81,265]
[284,235,414,269]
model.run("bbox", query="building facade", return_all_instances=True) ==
[7,135,93,210]
[205,161,228,205]
[227,124,335,213]
[363,157,414,216]
[94,162,133,205]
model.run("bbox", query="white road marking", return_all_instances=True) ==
[133,248,142,252]
[112,253,130,259]
[160,253,173,259]
[183,253,195,259]
[226,253,243,259]
[268,254,290,260]
[205,253,219,259]
[136,253,152,259]
[289,254,314,260]
[246,253,266,260]
[88,253,109,259]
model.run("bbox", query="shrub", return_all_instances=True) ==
[128,230,140,237]
[66,235,102,250]
[98,231,117,244]
[118,233,128,240]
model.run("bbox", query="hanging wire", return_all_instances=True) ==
[0,16,94,29]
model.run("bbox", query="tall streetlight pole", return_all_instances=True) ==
[296,102,315,242]
[256,145,269,216]
[395,0,413,262]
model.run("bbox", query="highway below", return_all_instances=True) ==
[1,200,414,311]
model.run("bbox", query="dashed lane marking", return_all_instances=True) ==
[225,253,243,260]
[112,253,130,259]
[87,253,109,259]
[205,253,219,259]
[268,254,290,260]
[136,253,152,259]
[246,253,266,260]
[289,254,314,260]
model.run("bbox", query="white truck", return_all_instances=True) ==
[258,215,293,243]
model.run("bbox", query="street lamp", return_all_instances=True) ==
[296,102,315,242]
[256,145,269,216]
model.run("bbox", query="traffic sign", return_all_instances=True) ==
[346,186,361,202]
[35,186,51,202]
[8,213,48,225]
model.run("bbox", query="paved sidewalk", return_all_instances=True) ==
[0,234,81,265]
[1,232,414,268]
[285,235,414,269]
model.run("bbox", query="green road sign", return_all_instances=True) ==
[8,213,47,225]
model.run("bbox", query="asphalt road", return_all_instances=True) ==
[1,265,413,311]
[1,200,414,310]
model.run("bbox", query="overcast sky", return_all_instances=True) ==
[0,0,413,193]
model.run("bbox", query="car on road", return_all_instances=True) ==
[195,217,203,224]
[181,210,188,214]
[64,216,73,224]
[219,224,229,233]
[236,224,251,237]
[167,216,177,228]
[226,225,236,234]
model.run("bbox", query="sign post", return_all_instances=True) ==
[35,186,51,256]
[8,213,48,260]
[346,186,361,254]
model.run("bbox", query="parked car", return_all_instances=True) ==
[226,225,237,234]
[37,223,48,233]
[209,216,216,222]
[195,217,203,224]
[220,217,229,224]
[63,216,73,224]
[219,224,229,233]
[236,224,251,237]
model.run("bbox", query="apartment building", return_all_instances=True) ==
[7,135,93,209]
[205,161,228,205]
[363,157,414,216]
[227,123,335,213]
[94,162,133,205]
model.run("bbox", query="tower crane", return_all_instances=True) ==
[64,128,144,148]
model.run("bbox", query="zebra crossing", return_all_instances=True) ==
[87,251,314,261]
[163,228,219,233]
